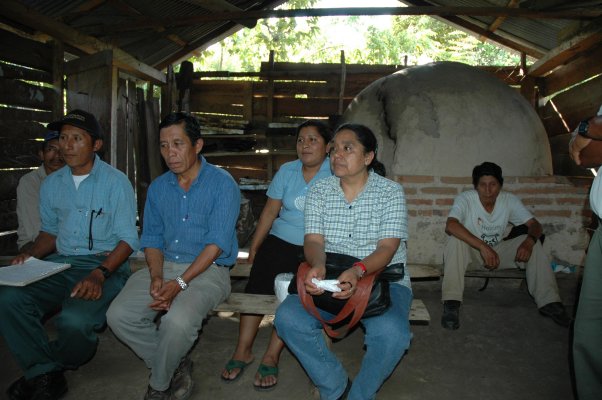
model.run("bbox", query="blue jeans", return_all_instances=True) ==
[275,284,413,400]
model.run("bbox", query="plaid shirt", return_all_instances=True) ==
[305,172,410,287]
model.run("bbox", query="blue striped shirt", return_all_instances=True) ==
[305,172,410,288]
[141,156,241,265]
[40,155,139,255]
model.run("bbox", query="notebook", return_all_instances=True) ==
[0,257,71,286]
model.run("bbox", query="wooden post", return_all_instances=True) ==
[338,50,347,115]
[266,50,275,123]
[177,61,194,113]
[51,40,64,119]
[266,50,275,180]
[110,65,119,167]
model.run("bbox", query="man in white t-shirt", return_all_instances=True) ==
[441,162,568,330]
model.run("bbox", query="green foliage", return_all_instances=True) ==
[354,16,520,66]
[190,11,521,71]
[190,0,323,72]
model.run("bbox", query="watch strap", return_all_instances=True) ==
[175,276,188,290]
[96,265,111,279]
[578,120,590,138]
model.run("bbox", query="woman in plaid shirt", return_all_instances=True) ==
[275,124,412,400]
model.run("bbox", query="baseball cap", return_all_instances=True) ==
[48,109,102,140]
[44,130,59,142]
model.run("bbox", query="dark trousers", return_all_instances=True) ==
[0,254,129,379]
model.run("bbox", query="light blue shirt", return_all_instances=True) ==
[267,158,331,245]
[40,155,139,255]
[305,172,410,288]
[141,156,241,266]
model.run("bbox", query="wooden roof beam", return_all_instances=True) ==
[479,0,520,40]
[0,0,165,83]
[528,24,602,77]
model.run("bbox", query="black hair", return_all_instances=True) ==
[296,119,333,144]
[472,162,504,188]
[334,123,386,176]
[159,112,202,144]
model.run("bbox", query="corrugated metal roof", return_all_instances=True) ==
[9,0,602,73]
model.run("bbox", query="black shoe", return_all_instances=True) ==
[30,371,67,400]
[143,385,171,400]
[7,376,34,400]
[441,300,461,330]
[171,357,194,400]
[539,302,571,327]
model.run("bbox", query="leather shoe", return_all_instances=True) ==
[7,376,34,400]
[441,300,461,330]
[30,371,67,400]
[143,385,170,400]
[170,357,194,400]
[539,302,571,327]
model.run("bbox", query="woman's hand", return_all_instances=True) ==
[332,268,359,300]
[303,265,326,295]
[247,247,258,264]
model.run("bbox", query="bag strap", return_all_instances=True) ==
[296,262,377,338]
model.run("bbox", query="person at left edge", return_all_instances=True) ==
[107,112,241,400]
[16,130,65,253]
[1,109,139,400]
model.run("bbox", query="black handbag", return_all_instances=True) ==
[288,252,405,337]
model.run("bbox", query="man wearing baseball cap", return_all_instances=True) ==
[1,109,139,400]
[16,131,65,252]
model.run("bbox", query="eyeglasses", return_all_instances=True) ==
[88,208,103,250]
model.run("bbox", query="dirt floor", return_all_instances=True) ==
[0,275,578,400]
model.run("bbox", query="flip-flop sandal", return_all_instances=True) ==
[221,359,253,382]
[253,363,279,391]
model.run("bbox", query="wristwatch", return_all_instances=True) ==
[175,276,189,290]
[96,265,111,279]
[578,120,590,138]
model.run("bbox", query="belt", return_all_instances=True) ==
[216,263,234,268]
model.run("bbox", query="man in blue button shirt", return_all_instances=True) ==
[107,112,240,400]
[1,109,139,400]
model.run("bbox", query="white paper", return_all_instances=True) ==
[0,257,71,287]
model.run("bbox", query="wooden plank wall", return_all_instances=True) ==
[185,56,599,182]
[0,29,62,254]
[539,42,602,176]
[188,63,524,125]
[186,62,533,182]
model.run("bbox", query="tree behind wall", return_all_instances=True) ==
[191,11,520,71]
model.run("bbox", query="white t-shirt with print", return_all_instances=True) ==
[448,190,533,247]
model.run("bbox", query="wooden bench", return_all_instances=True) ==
[130,258,435,324]
[1,256,434,325]
[215,293,431,325]
[439,266,571,291]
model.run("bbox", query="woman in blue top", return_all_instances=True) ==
[222,120,332,390]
